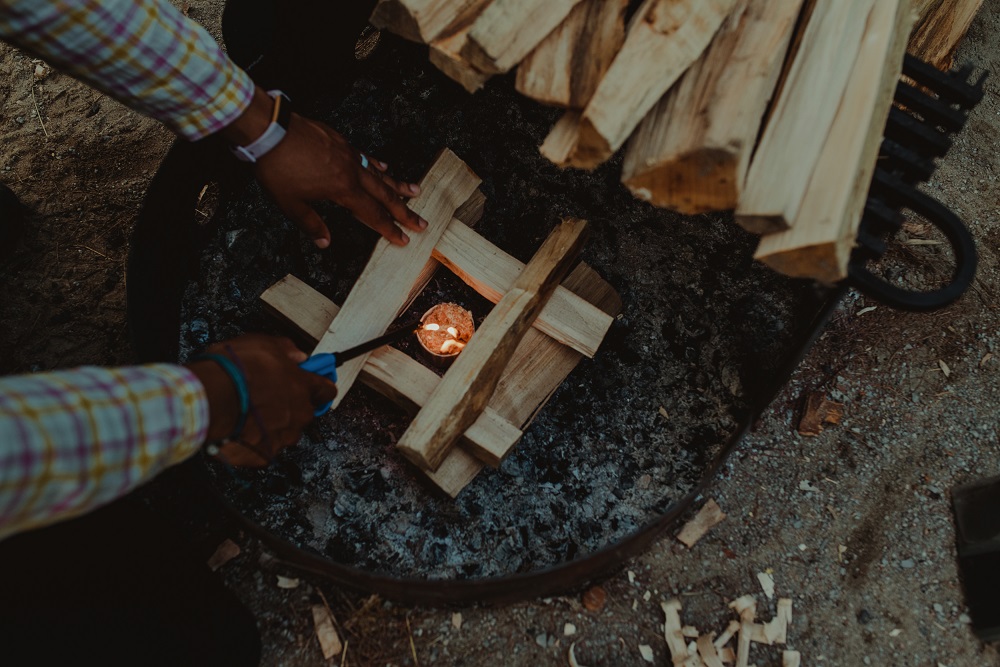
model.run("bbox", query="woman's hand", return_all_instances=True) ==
[186,334,337,467]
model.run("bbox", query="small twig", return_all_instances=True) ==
[340,640,349,667]
[69,244,110,260]
[405,616,420,667]
[30,82,50,140]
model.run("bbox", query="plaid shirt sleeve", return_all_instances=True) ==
[0,0,255,140]
[0,365,210,541]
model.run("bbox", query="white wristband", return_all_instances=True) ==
[230,90,290,164]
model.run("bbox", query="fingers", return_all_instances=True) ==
[277,198,331,249]
[275,336,308,363]
[347,193,410,246]
[358,168,428,233]
[364,157,422,199]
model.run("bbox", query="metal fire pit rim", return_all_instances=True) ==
[127,137,848,605]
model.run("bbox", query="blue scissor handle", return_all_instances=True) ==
[299,353,338,416]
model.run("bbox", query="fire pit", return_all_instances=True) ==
[130,35,839,603]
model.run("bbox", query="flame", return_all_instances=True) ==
[424,323,440,331]
[446,327,459,337]
[440,339,466,354]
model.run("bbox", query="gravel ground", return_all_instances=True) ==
[2,1,999,665]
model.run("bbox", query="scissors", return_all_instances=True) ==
[299,318,423,415]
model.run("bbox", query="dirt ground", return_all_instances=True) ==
[2,1,1000,666]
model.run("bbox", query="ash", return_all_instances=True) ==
[179,39,821,580]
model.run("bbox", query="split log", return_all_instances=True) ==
[370,0,492,43]
[754,0,915,282]
[461,0,585,74]
[735,0,879,235]
[396,218,588,471]
[514,0,628,109]
[907,0,984,70]
[676,498,727,548]
[429,26,492,93]
[314,148,481,409]
[621,0,805,214]
[540,0,738,170]
[433,218,614,358]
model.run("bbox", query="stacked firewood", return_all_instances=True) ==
[371,0,983,284]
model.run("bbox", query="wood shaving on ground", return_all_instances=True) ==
[939,359,952,377]
[676,498,727,548]
[311,604,343,659]
[797,392,845,436]
[757,572,775,600]
[451,612,462,630]
[276,575,300,589]
[568,641,586,667]
[783,650,801,667]
[206,538,240,571]
[639,644,655,662]
[663,595,796,667]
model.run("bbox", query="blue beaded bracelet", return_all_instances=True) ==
[192,352,250,440]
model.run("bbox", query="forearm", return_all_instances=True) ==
[0,364,209,540]
[0,0,255,140]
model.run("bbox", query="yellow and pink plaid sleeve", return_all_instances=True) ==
[0,0,255,140]
[0,364,209,540]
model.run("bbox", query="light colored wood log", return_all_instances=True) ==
[676,498,727,548]
[370,0,492,43]
[315,149,481,409]
[433,219,613,358]
[402,189,487,318]
[260,275,522,470]
[540,0,738,170]
[514,0,628,109]
[461,0,586,74]
[396,218,588,471]
[907,0,983,70]
[429,26,493,94]
[735,0,878,235]
[490,262,622,430]
[754,0,915,282]
[621,0,805,214]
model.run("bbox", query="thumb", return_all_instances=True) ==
[277,198,332,249]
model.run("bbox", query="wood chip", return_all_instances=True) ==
[582,585,607,611]
[797,392,845,437]
[452,612,463,630]
[661,599,691,663]
[206,538,240,571]
[939,359,951,377]
[568,641,587,667]
[757,572,775,600]
[857,306,878,316]
[639,644,655,662]
[981,352,992,368]
[564,623,577,636]
[676,498,727,548]
[276,575,300,589]
[681,625,700,638]
[311,604,343,659]
[658,406,669,420]
[697,635,727,667]
[783,650,801,667]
